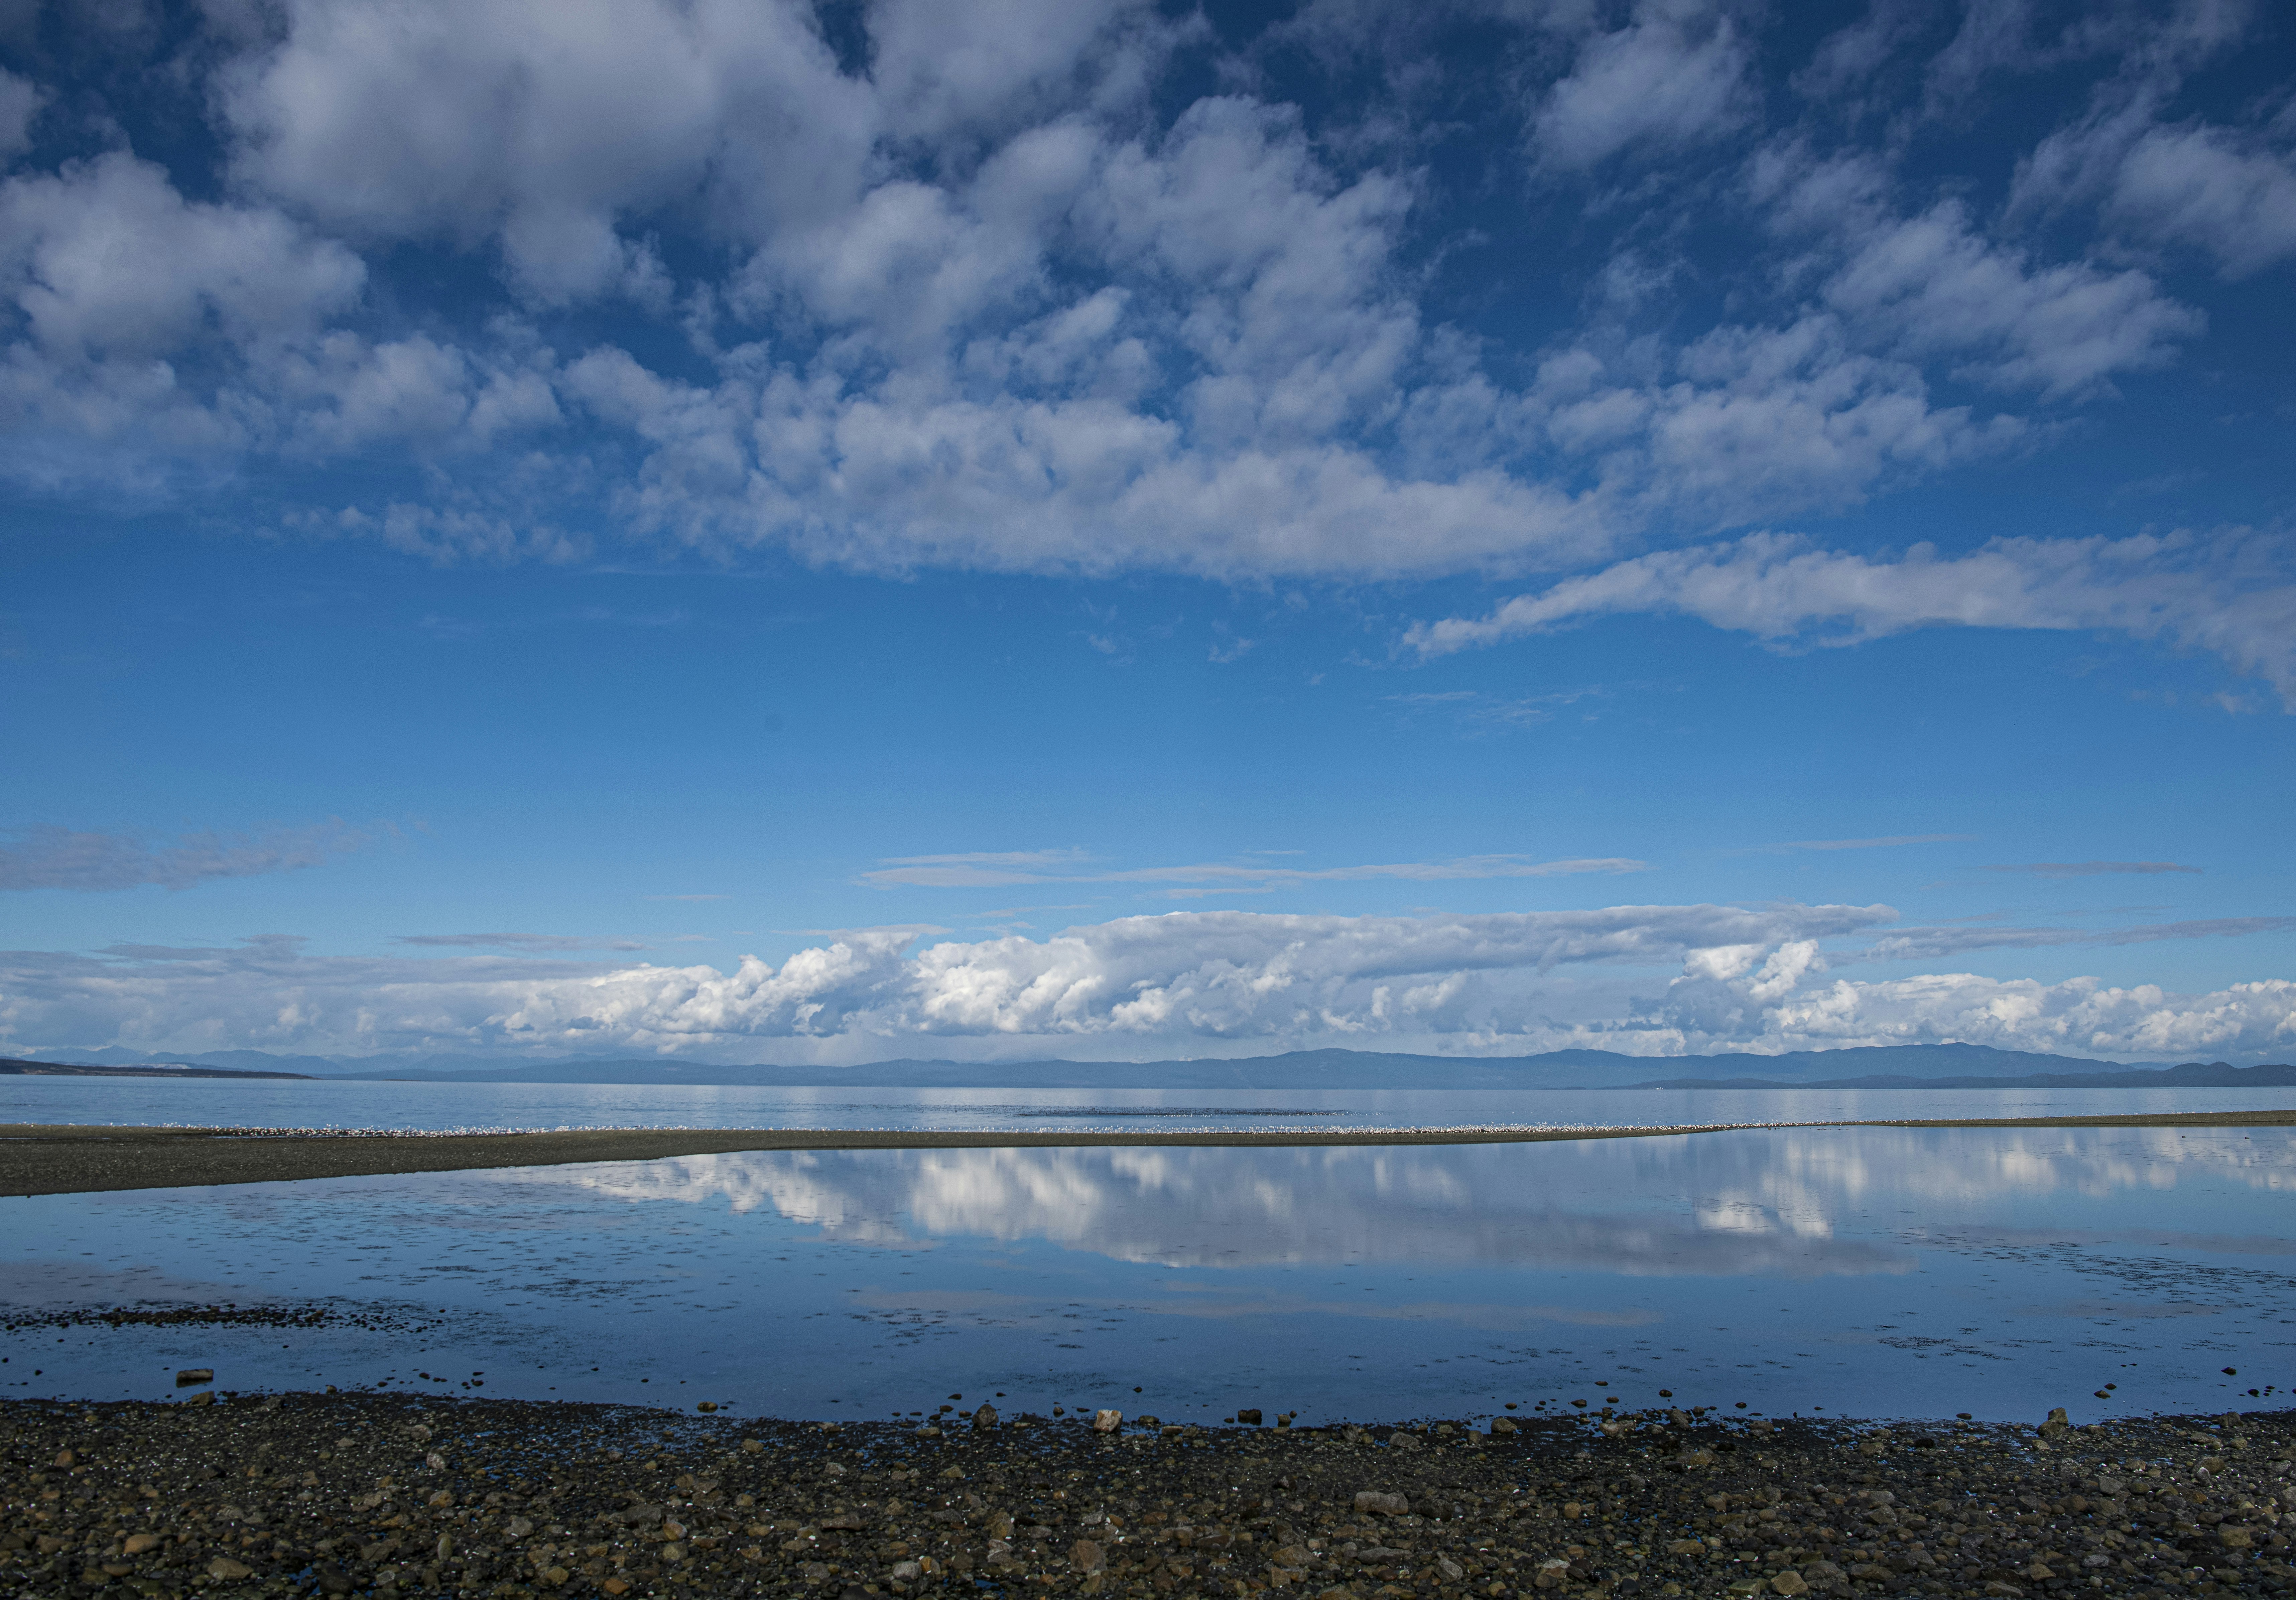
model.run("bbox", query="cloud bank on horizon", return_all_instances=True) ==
[9,907,2293,1064]
[1,0,2290,1067]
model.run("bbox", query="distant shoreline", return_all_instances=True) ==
[4,1108,2292,1197]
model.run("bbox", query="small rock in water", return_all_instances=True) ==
[2038,1407,2071,1440]
[974,1403,998,1430]
[698,1400,718,1412]
[1093,1409,1123,1432]
[1237,1408,1262,1425]
[176,1367,214,1386]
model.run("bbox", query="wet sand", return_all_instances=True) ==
[3,1109,2292,1197]
[2,1388,2288,1600]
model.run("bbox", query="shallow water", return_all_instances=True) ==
[5,1123,2291,1427]
[5,1074,2293,1133]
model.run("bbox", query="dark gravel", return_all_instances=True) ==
[4,1391,2290,1600]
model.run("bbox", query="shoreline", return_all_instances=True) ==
[2,1390,2288,1600]
[1,1110,2290,1196]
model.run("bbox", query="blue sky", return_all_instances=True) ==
[1,0,2291,1064]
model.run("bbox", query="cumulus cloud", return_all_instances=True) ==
[10,901,2292,1065]
[1,903,1896,1055]
[0,821,364,893]
[1405,529,2296,707]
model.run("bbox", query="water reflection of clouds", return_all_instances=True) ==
[521,1126,2296,1280]
[530,1143,1913,1278]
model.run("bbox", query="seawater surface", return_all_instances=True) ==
[6,1121,2292,1428]
[5,1075,2294,1132]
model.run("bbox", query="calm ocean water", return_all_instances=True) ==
[6,1074,2294,1132]
[5,1110,2292,1426]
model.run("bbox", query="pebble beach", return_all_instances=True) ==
[4,1387,2289,1600]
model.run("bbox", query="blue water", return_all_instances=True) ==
[5,1074,2293,1133]
[6,1120,2291,1427]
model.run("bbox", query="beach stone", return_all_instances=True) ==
[1238,1409,1263,1425]
[1668,1540,1705,1555]
[1490,1418,1517,1435]
[1984,1584,2024,1598]
[974,1403,998,1429]
[1771,1570,1809,1595]
[2038,1408,2071,1441]
[743,1437,764,1452]
[1355,1491,1409,1516]
[892,1560,923,1581]
[209,1556,254,1579]
[1093,1409,1123,1432]
[123,1532,163,1555]
[2220,1527,2255,1550]
[1436,1556,1465,1581]
[316,1564,353,1595]
[1071,1538,1106,1573]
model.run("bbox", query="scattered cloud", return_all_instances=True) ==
[0,822,365,893]
[1983,861,2202,877]
[1857,916,2295,963]
[859,851,1649,890]
[1405,530,2296,708]
[392,932,649,952]
[1757,833,1977,853]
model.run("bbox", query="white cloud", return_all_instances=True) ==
[1820,198,2203,398]
[0,152,363,358]
[1753,147,2204,401]
[1405,528,2296,707]
[0,821,364,893]
[2100,125,2296,279]
[1714,972,2296,1063]
[2004,3,2291,278]
[0,67,43,161]
[8,904,2290,1063]
[218,0,876,303]
[1534,0,1755,169]
[0,0,2243,578]
[0,903,1892,1055]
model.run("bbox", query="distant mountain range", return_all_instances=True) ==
[6,1042,2292,1090]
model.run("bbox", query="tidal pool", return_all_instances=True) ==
[5,1124,2290,1427]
